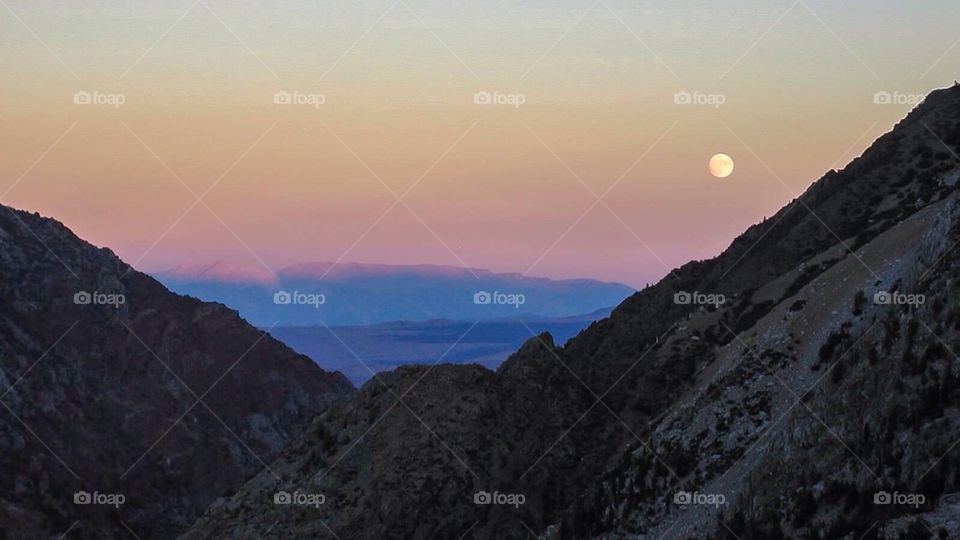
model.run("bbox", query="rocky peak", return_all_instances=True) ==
[0,204,352,537]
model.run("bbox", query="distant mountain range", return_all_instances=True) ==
[153,261,634,326]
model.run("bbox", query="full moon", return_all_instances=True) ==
[709,153,734,178]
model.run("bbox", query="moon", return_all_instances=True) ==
[709,153,734,178]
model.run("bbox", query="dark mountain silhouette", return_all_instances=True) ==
[154,261,634,327]
[186,84,960,539]
[0,207,352,537]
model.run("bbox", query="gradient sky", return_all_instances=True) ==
[1,0,958,287]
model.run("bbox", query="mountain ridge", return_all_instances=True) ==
[153,260,634,327]
[156,259,634,287]
[0,204,353,537]
[186,83,960,539]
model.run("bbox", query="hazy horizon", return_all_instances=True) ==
[148,257,639,285]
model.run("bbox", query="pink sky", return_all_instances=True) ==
[1,1,957,287]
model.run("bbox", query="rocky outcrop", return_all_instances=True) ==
[0,207,352,538]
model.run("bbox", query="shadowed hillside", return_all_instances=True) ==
[0,207,352,537]
[187,84,960,539]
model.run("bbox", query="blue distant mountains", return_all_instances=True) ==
[152,260,634,327]
[270,310,611,384]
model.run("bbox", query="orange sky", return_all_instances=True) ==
[1,0,958,286]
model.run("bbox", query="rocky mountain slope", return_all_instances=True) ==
[177,85,960,539]
[0,208,353,537]
[186,83,960,539]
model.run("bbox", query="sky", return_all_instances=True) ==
[0,0,958,287]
